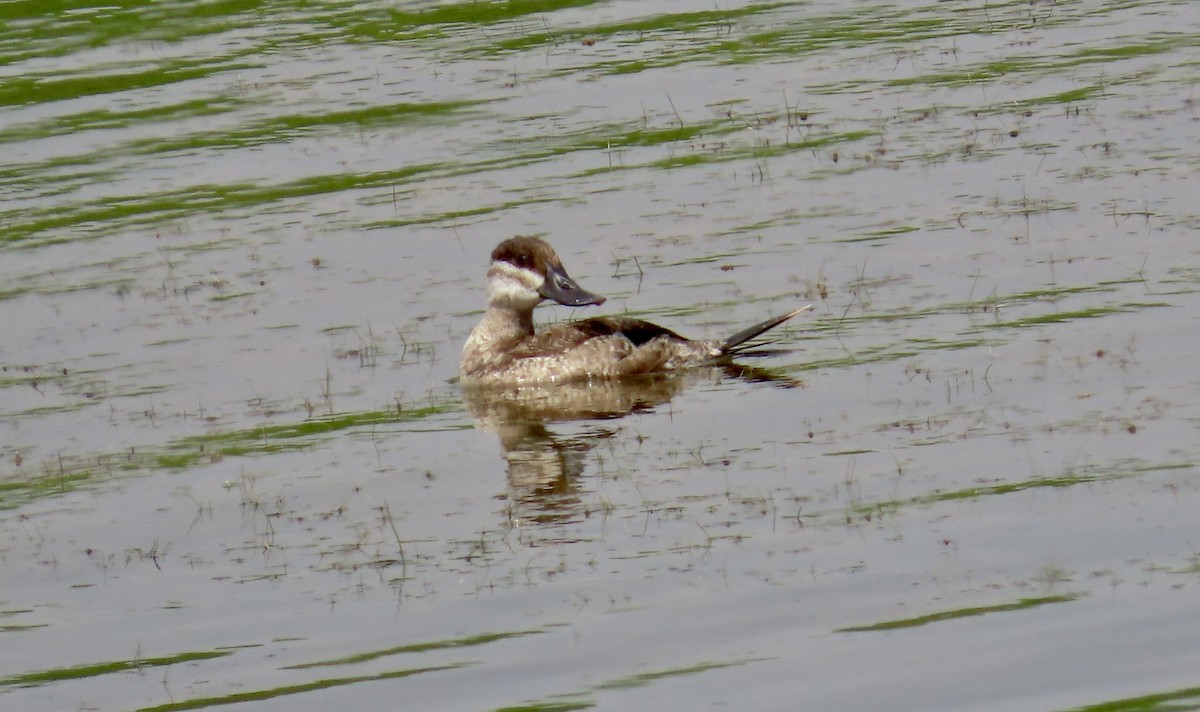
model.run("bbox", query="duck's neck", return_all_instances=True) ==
[461,304,536,377]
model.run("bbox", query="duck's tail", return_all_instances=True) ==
[721,305,812,355]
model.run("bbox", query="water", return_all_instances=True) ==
[2,1,1199,710]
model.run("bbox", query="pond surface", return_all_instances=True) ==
[2,1,1200,710]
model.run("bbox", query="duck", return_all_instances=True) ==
[459,235,808,385]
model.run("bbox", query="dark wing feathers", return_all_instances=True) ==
[509,317,685,360]
[509,308,809,362]
[583,317,688,347]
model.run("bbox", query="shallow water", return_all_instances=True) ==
[3,1,1200,710]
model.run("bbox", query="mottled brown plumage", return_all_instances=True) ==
[460,236,808,385]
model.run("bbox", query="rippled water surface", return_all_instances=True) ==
[3,1,1200,710]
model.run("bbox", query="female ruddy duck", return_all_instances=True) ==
[460,236,808,385]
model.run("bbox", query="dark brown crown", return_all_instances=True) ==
[491,235,562,274]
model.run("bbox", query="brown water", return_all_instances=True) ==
[2,1,1199,710]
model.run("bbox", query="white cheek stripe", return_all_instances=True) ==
[489,261,542,287]
[487,262,543,304]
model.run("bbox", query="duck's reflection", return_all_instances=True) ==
[464,365,800,527]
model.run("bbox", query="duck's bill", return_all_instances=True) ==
[540,264,607,307]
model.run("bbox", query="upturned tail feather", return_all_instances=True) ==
[721,305,812,354]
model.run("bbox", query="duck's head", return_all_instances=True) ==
[486,235,607,309]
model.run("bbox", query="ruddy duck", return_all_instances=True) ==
[460,236,808,385]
